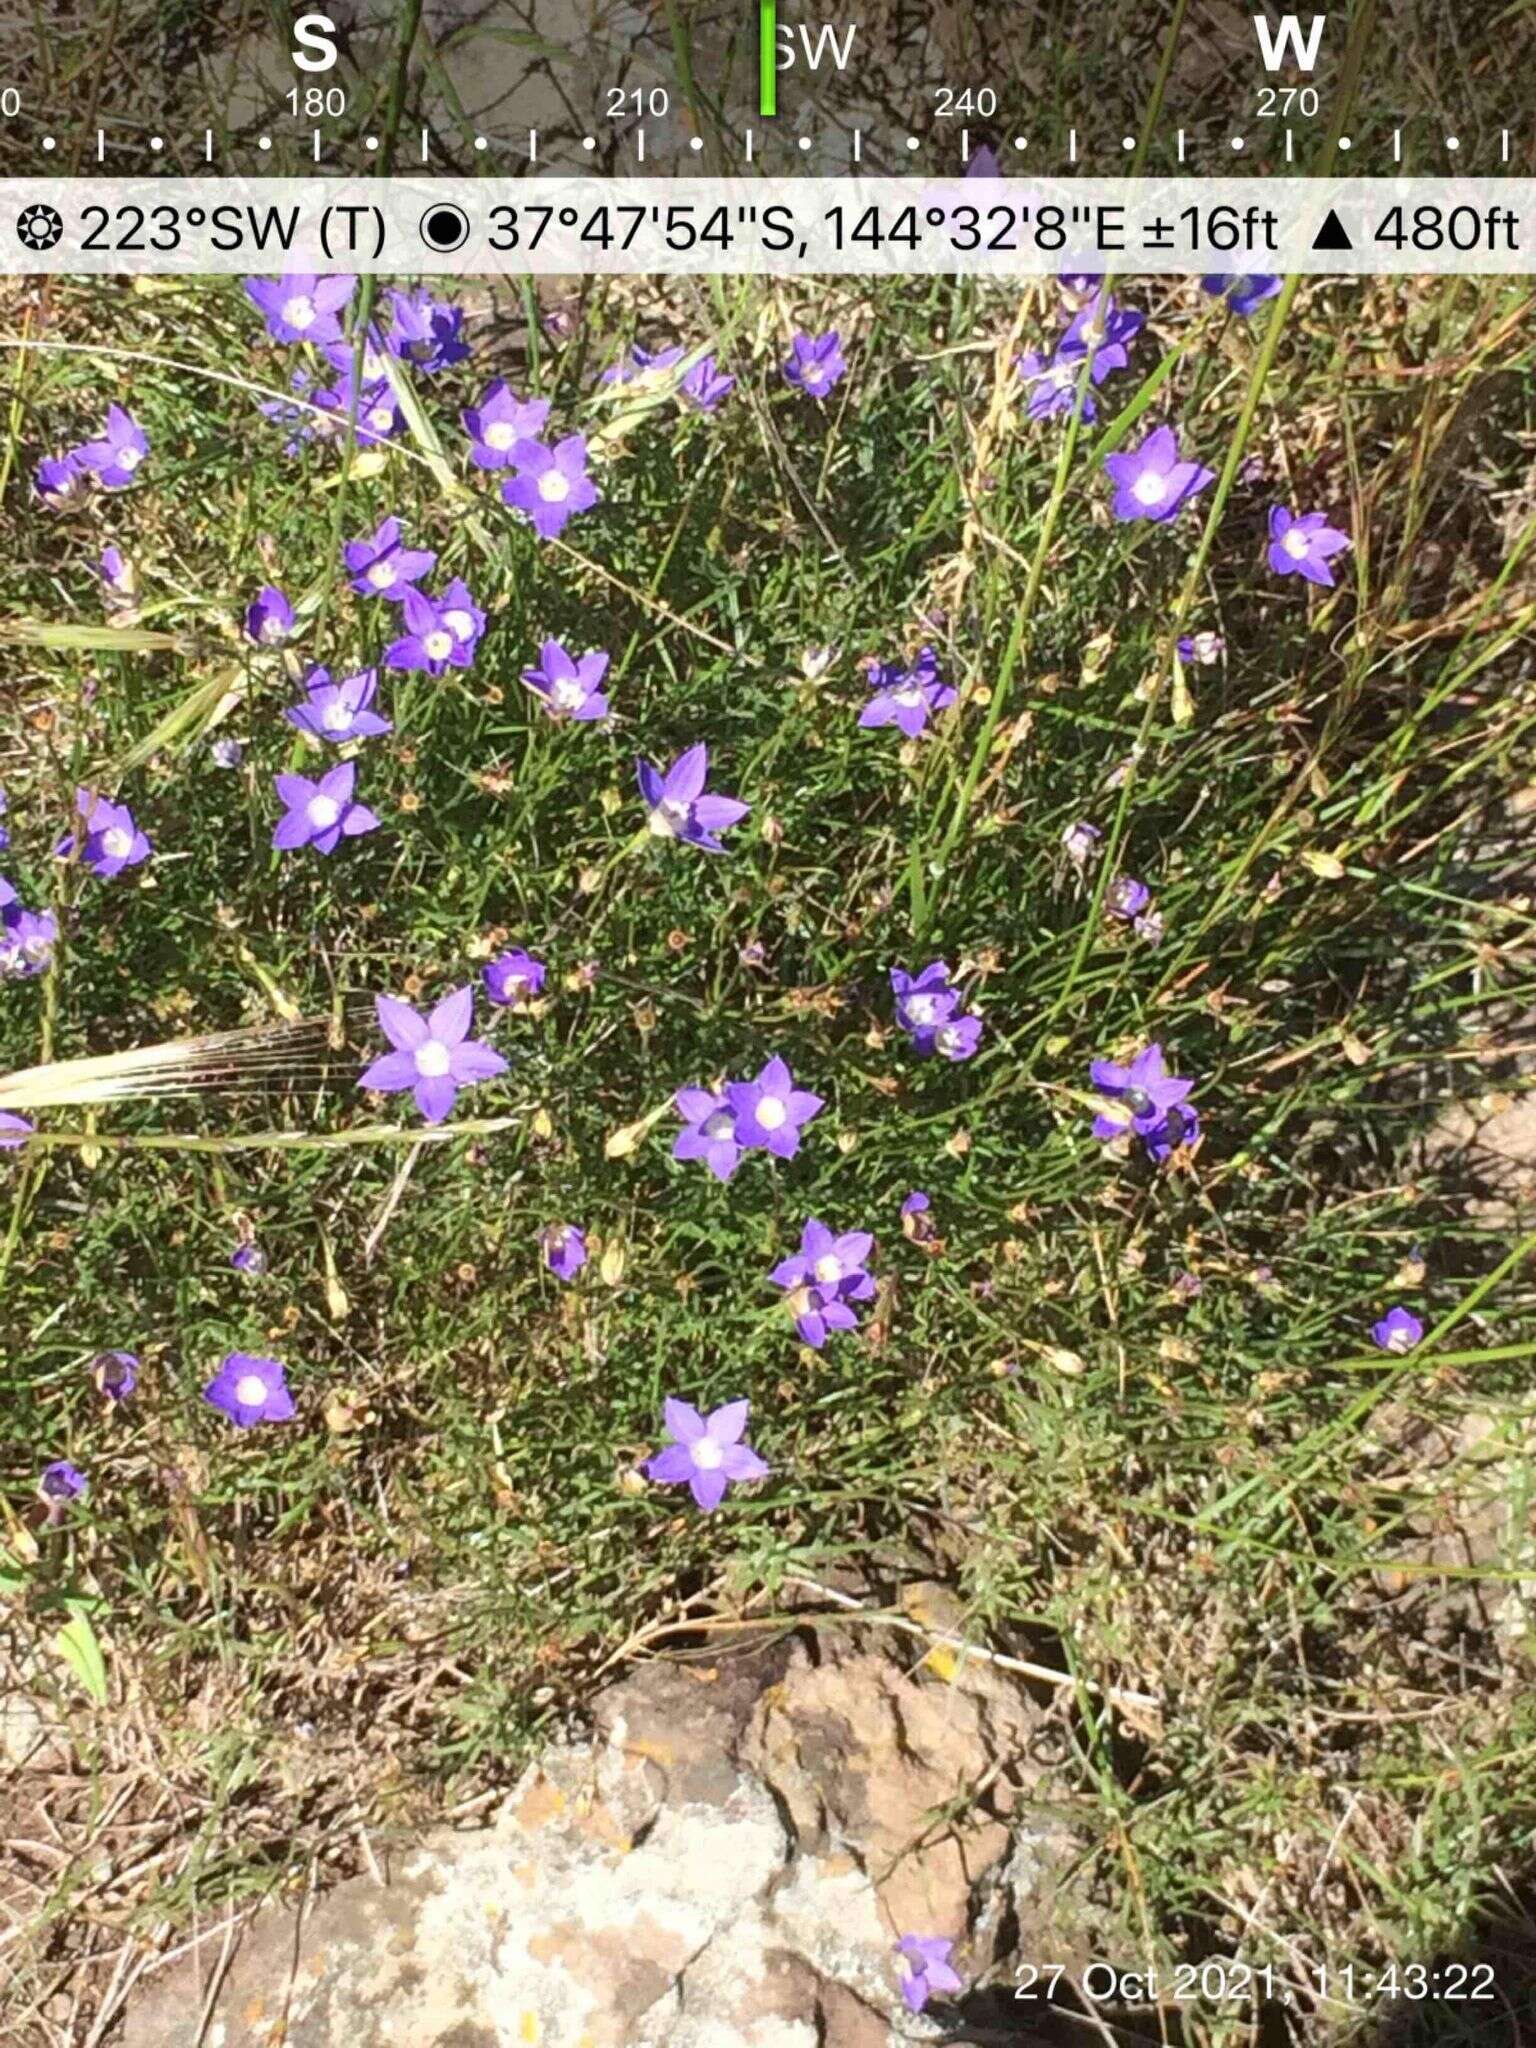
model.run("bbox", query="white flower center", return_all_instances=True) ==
[102,827,132,859]
[260,618,286,644]
[423,630,454,661]
[119,444,143,472]
[893,683,925,708]
[323,700,352,731]
[414,1041,452,1077]
[537,470,572,503]
[484,420,515,450]
[282,295,316,331]
[1386,1326,1412,1354]
[814,1253,842,1285]
[444,609,474,643]
[367,406,393,432]
[648,798,688,838]
[551,676,585,710]
[704,1109,734,1140]
[1282,528,1310,559]
[937,1026,963,1054]
[235,1374,269,1406]
[803,363,826,388]
[905,994,938,1025]
[307,795,340,828]
[691,1438,724,1470]
[367,561,396,588]
[756,1095,788,1130]
[1132,470,1169,505]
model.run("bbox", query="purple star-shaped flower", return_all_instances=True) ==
[858,647,956,737]
[384,588,467,676]
[895,1935,964,2014]
[385,288,469,373]
[637,745,749,852]
[39,1460,88,1506]
[1,908,57,979]
[643,1398,769,1512]
[92,1350,139,1401]
[927,1013,984,1061]
[314,373,401,447]
[271,761,379,855]
[76,405,148,489]
[285,667,391,743]
[244,272,355,345]
[56,788,152,879]
[522,639,611,722]
[782,330,846,399]
[245,584,295,646]
[1267,506,1351,588]
[1202,273,1282,317]
[359,987,509,1125]
[462,381,551,470]
[1059,295,1144,372]
[1142,1103,1199,1162]
[501,435,600,540]
[891,961,959,1035]
[484,949,546,1010]
[770,1219,876,1349]
[1015,350,1100,423]
[231,1242,267,1275]
[680,355,736,412]
[1091,1044,1197,1157]
[601,343,685,386]
[1104,426,1213,524]
[672,1086,743,1182]
[727,1055,823,1159]
[1371,1305,1424,1354]
[34,452,90,509]
[343,516,437,600]
[542,1224,587,1279]
[202,1352,296,1429]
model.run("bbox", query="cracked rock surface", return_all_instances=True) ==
[122,1618,1094,2047]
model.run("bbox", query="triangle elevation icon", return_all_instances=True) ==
[1312,208,1353,252]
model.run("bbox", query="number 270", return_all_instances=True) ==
[1257,86,1318,116]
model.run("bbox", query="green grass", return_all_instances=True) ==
[2,266,1535,2043]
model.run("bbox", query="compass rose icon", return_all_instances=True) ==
[16,203,64,252]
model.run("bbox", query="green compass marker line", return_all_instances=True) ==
[759,0,777,116]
